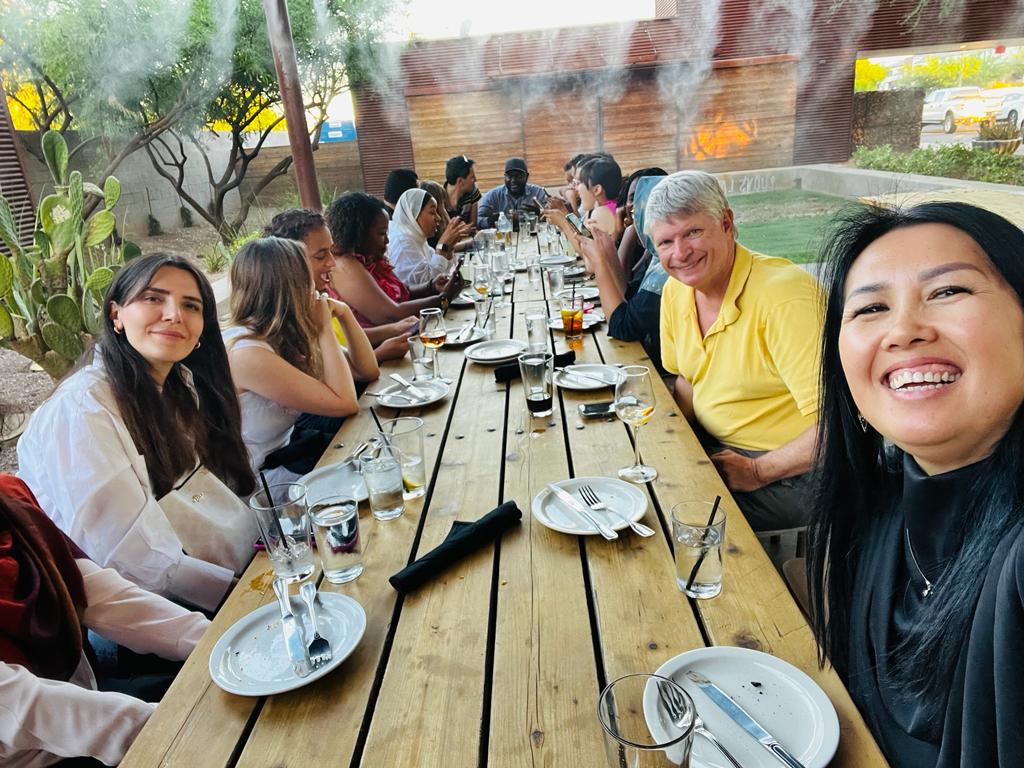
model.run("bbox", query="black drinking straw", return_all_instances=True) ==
[684,495,722,593]
[258,470,291,556]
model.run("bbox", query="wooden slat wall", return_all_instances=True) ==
[0,97,35,249]
[601,74,679,175]
[521,87,599,187]
[407,89,524,191]
[354,87,416,198]
[240,140,365,205]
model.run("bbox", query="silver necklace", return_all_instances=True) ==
[905,526,934,599]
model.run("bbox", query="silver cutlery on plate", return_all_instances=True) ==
[272,578,310,678]
[685,670,806,768]
[299,582,332,670]
[578,484,654,537]
[657,679,745,768]
[545,483,617,540]
[389,373,430,399]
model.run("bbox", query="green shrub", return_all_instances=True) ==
[853,144,1023,185]
[227,228,261,256]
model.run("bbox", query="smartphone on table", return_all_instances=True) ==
[578,401,615,418]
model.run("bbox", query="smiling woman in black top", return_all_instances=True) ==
[809,201,1024,767]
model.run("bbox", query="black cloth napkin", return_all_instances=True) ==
[389,501,522,594]
[494,350,575,383]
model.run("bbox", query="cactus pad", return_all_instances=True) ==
[47,294,83,332]
[41,321,84,361]
[85,210,116,247]
[103,176,121,211]
[0,305,13,340]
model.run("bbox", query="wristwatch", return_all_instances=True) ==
[438,242,452,255]
[439,295,450,311]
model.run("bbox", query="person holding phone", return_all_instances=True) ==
[327,192,464,328]
[389,188,471,285]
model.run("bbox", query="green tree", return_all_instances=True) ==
[854,59,888,92]
[144,0,391,242]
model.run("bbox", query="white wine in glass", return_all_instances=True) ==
[614,365,657,483]
[419,308,447,382]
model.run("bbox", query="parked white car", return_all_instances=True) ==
[921,87,997,133]
[984,88,1024,129]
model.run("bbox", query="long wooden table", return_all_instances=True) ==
[123,236,886,767]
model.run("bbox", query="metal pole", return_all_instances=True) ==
[262,0,321,211]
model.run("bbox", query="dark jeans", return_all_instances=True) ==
[699,435,816,532]
[262,413,345,476]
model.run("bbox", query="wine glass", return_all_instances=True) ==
[471,261,491,299]
[490,248,510,307]
[614,365,657,483]
[419,308,448,383]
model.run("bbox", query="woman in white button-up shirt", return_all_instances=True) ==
[18,254,256,611]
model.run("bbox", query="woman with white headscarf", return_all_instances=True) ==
[388,187,470,285]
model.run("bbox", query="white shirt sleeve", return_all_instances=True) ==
[0,661,155,767]
[390,242,449,286]
[17,371,234,611]
[79,559,209,659]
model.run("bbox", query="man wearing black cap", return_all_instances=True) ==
[444,155,481,226]
[476,157,549,229]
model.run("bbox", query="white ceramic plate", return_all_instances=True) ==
[531,477,647,536]
[451,292,475,308]
[296,462,368,503]
[547,313,603,333]
[445,324,488,347]
[464,338,528,364]
[644,646,841,768]
[563,265,587,278]
[553,364,621,391]
[209,592,366,697]
[554,286,600,302]
[373,378,450,409]
[539,254,577,267]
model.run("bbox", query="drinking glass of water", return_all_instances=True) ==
[614,365,657,483]
[309,496,364,584]
[249,483,315,583]
[671,500,727,598]
[380,416,426,499]
[362,448,406,521]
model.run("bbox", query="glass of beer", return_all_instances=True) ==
[419,307,447,382]
[559,295,585,342]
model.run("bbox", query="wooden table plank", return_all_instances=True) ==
[596,333,888,767]
[559,331,708,684]
[233,326,473,768]
[488,299,608,768]
[356,307,512,766]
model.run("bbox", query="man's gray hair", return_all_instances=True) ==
[643,171,729,236]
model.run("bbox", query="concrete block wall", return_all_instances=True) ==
[17,131,240,239]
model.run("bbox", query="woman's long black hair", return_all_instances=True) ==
[809,201,1024,702]
[100,254,255,498]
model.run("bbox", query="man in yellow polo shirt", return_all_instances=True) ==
[648,171,822,531]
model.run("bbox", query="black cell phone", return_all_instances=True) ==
[578,401,615,418]
[566,212,593,239]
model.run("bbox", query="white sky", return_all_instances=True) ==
[383,0,658,41]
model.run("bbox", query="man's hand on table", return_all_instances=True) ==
[710,449,767,493]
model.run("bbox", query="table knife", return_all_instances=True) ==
[456,321,474,341]
[545,483,617,540]
[554,366,614,387]
[273,578,310,678]
[390,373,429,399]
[685,670,805,768]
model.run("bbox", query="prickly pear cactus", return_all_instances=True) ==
[0,130,134,379]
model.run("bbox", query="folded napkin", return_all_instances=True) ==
[494,350,576,383]
[389,501,522,594]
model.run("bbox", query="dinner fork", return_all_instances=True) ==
[578,485,655,537]
[299,583,332,669]
[657,680,745,768]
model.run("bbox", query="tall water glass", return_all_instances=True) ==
[615,365,657,483]
[672,501,727,598]
[475,297,496,337]
[362,447,406,520]
[249,483,315,583]
[597,674,696,768]
[381,416,426,499]
[525,311,549,353]
[518,352,554,418]
[309,496,364,584]
[545,266,564,296]
[408,336,434,381]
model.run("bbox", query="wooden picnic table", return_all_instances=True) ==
[123,234,886,768]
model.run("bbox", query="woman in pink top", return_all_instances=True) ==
[326,192,463,327]
[578,156,623,241]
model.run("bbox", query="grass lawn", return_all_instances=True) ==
[730,190,857,264]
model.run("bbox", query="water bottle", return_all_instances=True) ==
[496,210,512,246]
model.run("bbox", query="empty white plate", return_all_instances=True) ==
[553,364,621,391]
[464,339,528,364]
[209,592,366,697]
[531,477,647,536]
[372,378,450,409]
[539,254,577,267]
[644,646,840,768]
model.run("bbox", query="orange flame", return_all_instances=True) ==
[684,117,759,162]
